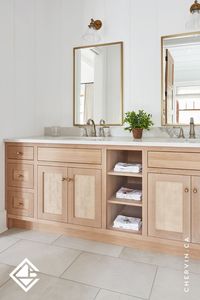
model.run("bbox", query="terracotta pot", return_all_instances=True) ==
[132,128,143,139]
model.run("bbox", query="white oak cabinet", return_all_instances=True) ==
[5,142,200,256]
[37,146,102,226]
[148,151,200,244]
[38,165,102,227]
[68,168,102,228]
[148,173,190,241]
[192,177,200,244]
[38,165,68,222]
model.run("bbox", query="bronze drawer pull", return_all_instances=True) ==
[18,174,24,178]
[16,152,23,156]
[184,188,189,193]
[18,202,24,206]
[193,188,198,194]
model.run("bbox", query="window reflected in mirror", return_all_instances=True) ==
[162,32,200,125]
[73,42,123,126]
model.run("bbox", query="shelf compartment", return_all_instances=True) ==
[107,170,143,178]
[107,225,142,235]
[107,204,142,235]
[108,197,142,207]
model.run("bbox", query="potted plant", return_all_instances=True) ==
[123,110,154,139]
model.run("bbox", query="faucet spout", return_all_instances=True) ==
[189,117,195,139]
[86,118,97,137]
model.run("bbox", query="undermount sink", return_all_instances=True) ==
[60,136,105,141]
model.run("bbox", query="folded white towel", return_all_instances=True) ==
[113,215,142,231]
[116,187,142,201]
[114,162,142,173]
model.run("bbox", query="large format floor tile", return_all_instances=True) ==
[95,289,142,300]
[0,273,98,300]
[2,228,61,244]
[0,240,81,277]
[0,236,19,253]
[0,264,12,287]
[62,252,156,299]
[150,267,200,300]
[53,235,123,257]
[120,247,200,274]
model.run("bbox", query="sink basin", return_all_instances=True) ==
[60,136,105,141]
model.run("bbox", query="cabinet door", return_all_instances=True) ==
[38,166,68,222]
[148,173,190,241]
[68,168,102,228]
[192,177,200,243]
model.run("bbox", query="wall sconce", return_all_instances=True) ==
[186,1,200,30]
[190,0,200,13]
[82,18,103,43]
[88,19,102,30]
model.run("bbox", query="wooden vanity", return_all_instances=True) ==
[5,139,200,258]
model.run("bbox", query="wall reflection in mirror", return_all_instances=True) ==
[73,42,123,126]
[162,32,200,125]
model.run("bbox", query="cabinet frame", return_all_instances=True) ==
[38,165,68,222]
[68,167,102,228]
[148,172,191,241]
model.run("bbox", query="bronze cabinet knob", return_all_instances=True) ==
[67,178,73,182]
[184,188,189,193]
[62,177,67,181]
[193,188,198,194]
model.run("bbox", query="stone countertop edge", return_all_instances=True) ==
[3,136,200,148]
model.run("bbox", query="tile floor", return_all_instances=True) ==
[0,228,199,300]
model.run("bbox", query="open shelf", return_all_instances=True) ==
[108,170,143,178]
[108,197,142,207]
[106,149,143,236]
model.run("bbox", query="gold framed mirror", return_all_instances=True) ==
[161,31,200,125]
[73,41,123,126]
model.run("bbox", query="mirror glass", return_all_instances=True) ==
[162,32,200,125]
[73,42,123,125]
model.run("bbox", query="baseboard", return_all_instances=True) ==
[0,210,7,233]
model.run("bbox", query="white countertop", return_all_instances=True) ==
[4,136,200,148]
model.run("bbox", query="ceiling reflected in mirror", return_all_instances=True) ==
[162,32,200,125]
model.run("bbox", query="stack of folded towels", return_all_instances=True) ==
[114,162,142,173]
[113,215,142,231]
[116,187,142,201]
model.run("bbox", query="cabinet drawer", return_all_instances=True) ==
[7,190,34,217]
[7,145,34,160]
[7,164,34,189]
[148,151,200,170]
[38,147,102,165]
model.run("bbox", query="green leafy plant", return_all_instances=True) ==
[123,110,154,132]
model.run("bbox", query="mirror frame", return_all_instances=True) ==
[73,41,124,126]
[161,31,200,126]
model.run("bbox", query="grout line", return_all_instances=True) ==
[93,288,101,299]
[112,254,160,269]
[97,287,147,300]
[148,266,158,300]
[50,234,63,245]
[0,239,21,254]
[0,278,11,290]
[59,251,83,278]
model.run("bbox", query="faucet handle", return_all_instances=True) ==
[178,127,185,139]
[99,119,106,126]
